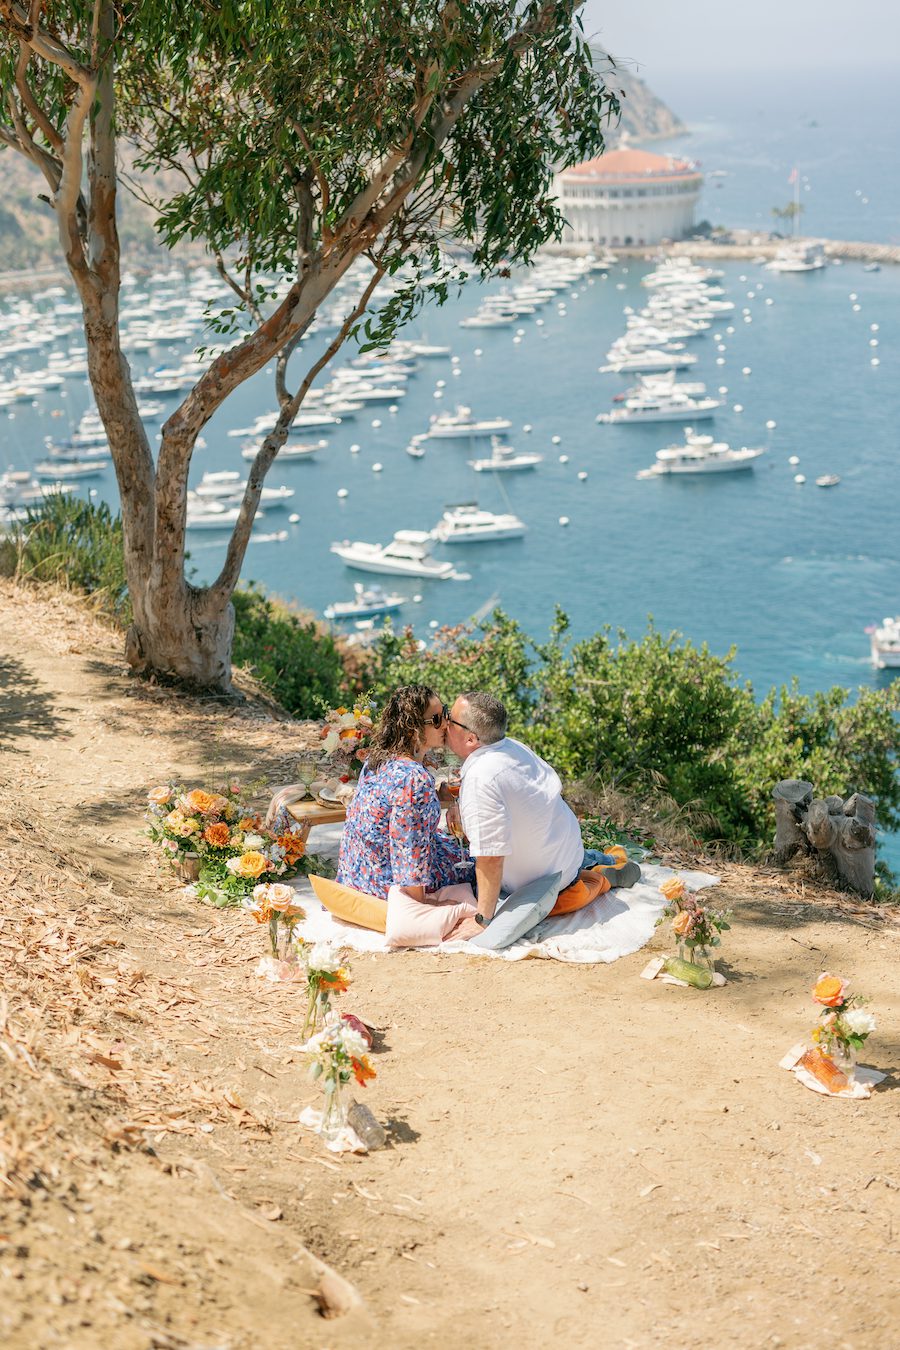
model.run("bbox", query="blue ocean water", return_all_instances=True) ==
[2,68,899,860]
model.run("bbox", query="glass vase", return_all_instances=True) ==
[829,1040,858,1082]
[318,1079,348,1143]
[301,989,329,1040]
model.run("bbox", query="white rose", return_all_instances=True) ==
[225,856,243,875]
[842,1007,876,1037]
[338,712,358,729]
[338,1026,369,1060]
[244,832,264,849]
[322,729,341,754]
[308,942,342,973]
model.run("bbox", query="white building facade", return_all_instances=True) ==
[556,149,703,247]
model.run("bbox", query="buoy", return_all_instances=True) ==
[739,274,747,282]
[849,293,858,300]
[718,386,728,395]
[794,474,806,484]
[337,488,349,498]
[742,366,752,375]
[716,343,727,352]
[413,594,422,603]
[578,471,588,481]
[371,418,381,428]
[716,357,725,365]
[513,336,521,344]
[871,357,880,366]
[389,404,398,414]
[765,297,774,305]
[558,515,570,526]
[766,419,777,430]
[350,444,360,454]
[372,462,382,472]
[852,304,861,312]
[452,368,462,377]
[733,403,743,413]
[289,513,300,523]
[516,328,525,336]
[536,319,544,327]
[551,435,562,445]
[434,390,443,398]
[474,347,483,357]
[869,338,879,347]
[523,423,532,433]
[88,488,97,497]
[726,325,735,335]
[436,379,445,388]
[870,323,879,332]
[429,620,438,629]
[789,455,800,466]
[743,315,752,323]
[559,454,569,464]
[451,355,460,364]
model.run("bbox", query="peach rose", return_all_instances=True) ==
[660,877,687,902]
[165,810,199,837]
[254,882,295,911]
[672,910,693,937]
[232,851,269,879]
[203,822,231,848]
[148,786,173,806]
[813,973,847,1008]
[182,789,217,815]
[206,794,229,817]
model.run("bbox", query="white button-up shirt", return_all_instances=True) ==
[458,737,584,893]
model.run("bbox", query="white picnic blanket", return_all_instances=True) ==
[293,824,719,965]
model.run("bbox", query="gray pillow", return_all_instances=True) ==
[468,872,563,951]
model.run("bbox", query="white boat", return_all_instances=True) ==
[468,437,542,472]
[409,342,451,358]
[426,406,512,440]
[34,459,107,480]
[432,503,526,542]
[637,430,765,478]
[406,436,427,459]
[0,472,73,507]
[599,349,698,374]
[597,391,720,425]
[765,242,827,273]
[193,472,295,506]
[185,497,265,530]
[324,584,408,620]
[241,438,324,461]
[330,531,456,579]
[815,474,841,488]
[459,311,515,329]
[869,617,900,669]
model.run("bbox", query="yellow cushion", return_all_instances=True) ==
[308,875,388,933]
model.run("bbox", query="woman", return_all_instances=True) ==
[337,684,473,900]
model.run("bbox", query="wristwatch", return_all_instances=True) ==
[474,913,487,927]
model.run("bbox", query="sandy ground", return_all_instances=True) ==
[2,578,900,1350]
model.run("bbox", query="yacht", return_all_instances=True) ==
[330,531,456,579]
[426,406,512,440]
[0,471,73,507]
[459,310,515,329]
[406,436,427,459]
[324,583,408,621]
[193,471,295,506]
[637,430,765,478]
[241,438,324,461]
[868,617,900,669]
[432,503,526,543]
[468,437,543,472]
[765,242,827,273]
[34,459,107,480]
[599,349,698,374]
[597,390,720,424]
[185,497,265,530]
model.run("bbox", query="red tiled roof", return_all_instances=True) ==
[562,149,701,183]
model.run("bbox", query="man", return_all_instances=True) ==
[444,691,639,931]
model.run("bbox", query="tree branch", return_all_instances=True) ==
[207,264,384,604]
[1,1,96,86]
[14,33,64,152]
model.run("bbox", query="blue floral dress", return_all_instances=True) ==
[337,758,473,899]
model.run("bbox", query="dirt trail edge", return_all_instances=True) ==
[2,579,899,1350]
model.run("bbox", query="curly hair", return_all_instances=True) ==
[365,684,439,772]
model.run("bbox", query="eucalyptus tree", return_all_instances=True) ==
[0,1,619,689]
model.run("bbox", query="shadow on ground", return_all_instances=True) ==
[0,655,68,752]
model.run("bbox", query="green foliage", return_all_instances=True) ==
[369,609,900,860]
[231,585,345,716]
[4,495,131,618]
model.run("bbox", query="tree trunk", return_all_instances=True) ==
[125,577,235,691]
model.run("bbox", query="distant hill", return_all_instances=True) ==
[0,57,684,274]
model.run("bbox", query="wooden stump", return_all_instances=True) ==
[772,780,876,898]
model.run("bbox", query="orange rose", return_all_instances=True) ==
[672,910,693,937]
[277,833,306,865]
[660,877,687,902]
[148,785,173,806]
[203,822,231,848]
[206,794,229,816]
[813,974,847,1008]
[233,851,269,879]
[351,1055,376,1087]
[238,816,258,832]
[319,969,349,995]
[182,789,217,815]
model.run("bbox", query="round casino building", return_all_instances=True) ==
[555,148,703,247]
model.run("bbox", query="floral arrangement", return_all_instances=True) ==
[301,942,351,1038]
[145,781,316,905]
[810,973,876,1065]
[319,702,375,778]
[242,882,306,966]
[658,876,731,969]
[301,1016,377,1143]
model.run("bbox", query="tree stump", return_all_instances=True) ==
[772,780,876,898]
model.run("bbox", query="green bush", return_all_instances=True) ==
[369,608,900,859]
[231,584,345,716]
[5,495,130,617]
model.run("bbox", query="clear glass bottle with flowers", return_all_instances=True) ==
[807,973,876,1083]
[301,1018,377,1145]
[658,876,731,976]
[301,943,351,1038]
[242,883,307,979]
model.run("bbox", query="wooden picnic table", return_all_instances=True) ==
[285,798,347,844]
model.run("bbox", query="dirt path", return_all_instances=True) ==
[2,580,899,1349]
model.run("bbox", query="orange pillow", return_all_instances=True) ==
[308,875,388,933]
[549,869,611,917]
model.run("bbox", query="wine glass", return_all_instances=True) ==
[296,752,323,800]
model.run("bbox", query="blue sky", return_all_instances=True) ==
[581,1,895,75]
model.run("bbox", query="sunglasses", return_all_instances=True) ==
[434,703,474,733]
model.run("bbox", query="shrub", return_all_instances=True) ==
[6,495,130,617]
[231,584,345,717]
